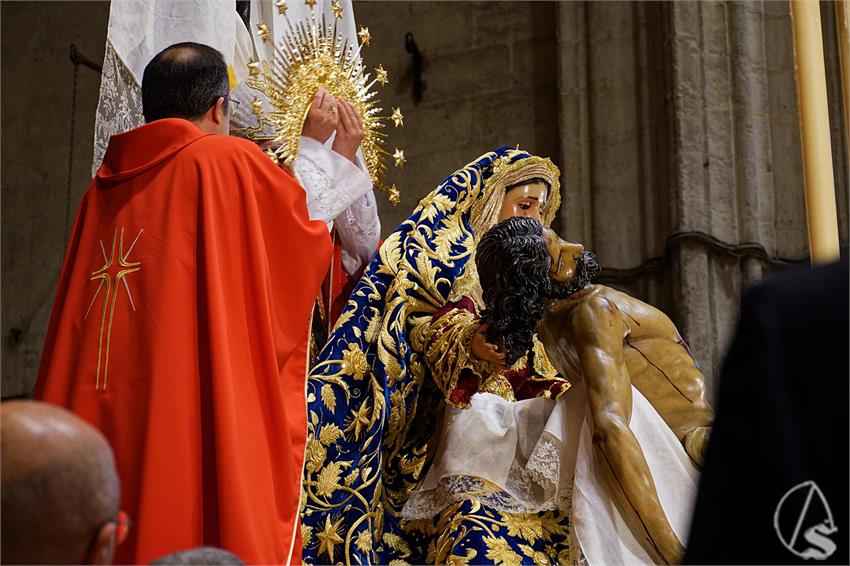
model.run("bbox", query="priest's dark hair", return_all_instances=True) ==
[476,216,552,366]
[142,42,230,123]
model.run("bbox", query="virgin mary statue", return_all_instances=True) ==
[300,147,574,565]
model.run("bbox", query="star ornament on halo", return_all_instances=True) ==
[391,107,404,127]
[393,148,406,169]
[257,21,270,42]
[374,65,389,86]
[304,0,317,8]
[331,0,342,19]
[275,0,287,15]
[357,26,371,47]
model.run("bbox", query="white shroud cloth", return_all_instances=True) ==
[571,385,699,566]
[403,384,698,566]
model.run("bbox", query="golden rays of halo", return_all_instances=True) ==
[246,11,405,206]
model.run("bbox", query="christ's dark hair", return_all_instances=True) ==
[142,42,229,123]
[476,216,552,366]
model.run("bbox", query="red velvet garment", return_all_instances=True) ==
[34,119,332,565]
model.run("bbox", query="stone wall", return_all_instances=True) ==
[1,1,111,397]
[557,1,848,399]
[355,1,562,233]
[2,1,847,399]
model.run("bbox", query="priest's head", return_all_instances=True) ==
[142,42,231,136]
[1,401,121,565]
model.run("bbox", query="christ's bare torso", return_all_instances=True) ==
[542,284,713,444]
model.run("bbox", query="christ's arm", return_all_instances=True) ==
[574,294,684,565]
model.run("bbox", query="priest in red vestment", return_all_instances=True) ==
[34,42,332,565]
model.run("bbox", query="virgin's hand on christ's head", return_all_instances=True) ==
[471,324,506,365]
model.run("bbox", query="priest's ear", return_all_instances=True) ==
[81,522,116,565]
[212,96,230,136]
[197,96,230,136]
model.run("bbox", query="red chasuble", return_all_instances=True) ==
[34,119,332,565]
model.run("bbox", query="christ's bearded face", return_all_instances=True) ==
[542,227,584,283]
[542,226,601,299]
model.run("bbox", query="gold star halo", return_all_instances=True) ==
[247,59,260,77]
[331,0,342,19]
[374,65,389,86]
[391,107,404,127]
[246,16,406,205]
[251,97,265,120]
[388,184,400,205]
[393,148,405,169]
[357,26,371,47]
[257,21,270,42]
[275,0,287,15]
[304,0,317,8]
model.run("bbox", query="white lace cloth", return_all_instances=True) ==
[401,392,579,519]
[92,41,144,177]
[403,383,699,566]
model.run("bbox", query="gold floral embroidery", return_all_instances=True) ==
[518,544,551,566]
[304,438,327,473]
[301,524,313,548]
[315,461,351,498]
[354,528,373,553]
[383,532,412,557]
[479,373,516,402]
[447,548,478,565]
[424,308,483,408]
[483,536,524,566]
[531,337,560,380]
[501,513,548,544]
[342,342,369,379]
[318,423,344,446]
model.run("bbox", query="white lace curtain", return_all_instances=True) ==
[92,41,143,177]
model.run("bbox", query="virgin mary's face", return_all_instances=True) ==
[498,182,548,222]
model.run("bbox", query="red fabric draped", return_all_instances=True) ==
[35,118,332,565]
